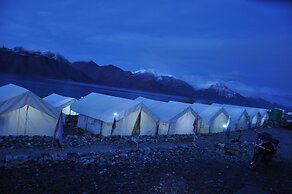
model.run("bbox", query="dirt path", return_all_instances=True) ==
[0,127,292,193]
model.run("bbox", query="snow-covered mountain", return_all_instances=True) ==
[71,63,195,97]
[0,46,92,82]
[132,70,286,109]
[133,69,174,81]
[208,83,237,98]
[12,46,69,63]
[0,46,287,110]
[195,82,246,104]
[133,69,188,89]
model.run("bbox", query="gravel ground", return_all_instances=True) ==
[0,127,291,194]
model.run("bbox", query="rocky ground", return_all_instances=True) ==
[0,127,292,194]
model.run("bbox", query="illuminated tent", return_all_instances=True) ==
[239,107,260,128]
[43,93,77,115]
[212,103,261,128]
[212,104,250,131]
[71,93,158,136]
[136,97,199,135]
[0,84,59,136]
[191,103,229,134]
[258,108,269,126]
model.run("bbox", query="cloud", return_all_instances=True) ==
[181,72,249,89]
[133,68,175,78]
[181,74,292,106]
[181,75,219,89]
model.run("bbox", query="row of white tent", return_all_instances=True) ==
[70,92,269,136]
[0,84,269,137]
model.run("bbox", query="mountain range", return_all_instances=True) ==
[0,46,287,110]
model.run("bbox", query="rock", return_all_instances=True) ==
[218,143,225,148]
[42,154,51,161]
[120,153,129,158]
[180,144,189,149]
[51,153,67,161]
[14,154,32,161]
[67,152,79,161]
[144,147,152,155]
[5,154,36,166]
[5,155,13,162]
[81,158,95,165]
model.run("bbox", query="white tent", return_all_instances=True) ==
[212,104,250,131]
[237,107,260,128]
[43,93,77,115]
[191,103,229,134]
[136,97,199,135]
[0,84,59,136]
[258,108,269,126]
[212,103,261,128]
[71,93,158,136]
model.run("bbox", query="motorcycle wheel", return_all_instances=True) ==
[249,153,264,170]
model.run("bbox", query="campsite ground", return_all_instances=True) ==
[0,127,292,194]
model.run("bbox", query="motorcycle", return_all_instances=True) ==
[249,131,280,170]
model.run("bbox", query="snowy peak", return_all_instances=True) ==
[0,46,93,82]
[10,46,69,64]
[1,45,287,110]
[133,69,174,81]
[209,83,233,93]
[133,69,174,77]
[133,69,156,75]
[208,83,237,98]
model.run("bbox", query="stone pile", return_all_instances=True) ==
[0,132,199,150]
[0,136,52,149]
[1,142,252,169]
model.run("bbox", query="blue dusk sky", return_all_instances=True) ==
[0,0,291,106]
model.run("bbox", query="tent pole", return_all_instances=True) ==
[24,105,29,135]
[17,108,21,135]
[132,111,141,135]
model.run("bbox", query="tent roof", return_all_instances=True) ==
[0,84,59,118]
[168,101,200,118]
[43,93,76,110]
[257,108,269,116]
[136,97,195,122]
[0,83,28,103]
[231,106,256,117]
[213,104,248,121]
[72,93,157,122]
[191,103,228,123]
[212,103,260,118]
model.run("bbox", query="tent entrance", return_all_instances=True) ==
[193,116,198,135]
[210,112,228,133]
[156,124,159,135]
[237,115,248,130]
[132,111,141,135]
[111,117,117,135]
[24,105,29,135]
